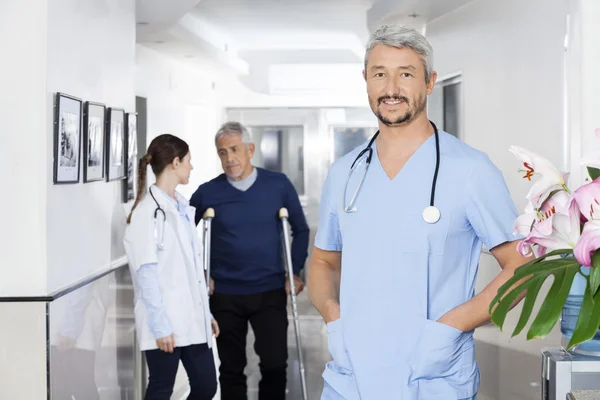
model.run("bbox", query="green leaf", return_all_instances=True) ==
[488,251,579,341]
[512,257,577,280]
[512,276,545,337]
[491,275,541,330]
[567,282,600,350]
[527,266,578,340]
[588,166,600,181]
[590,252,600,297]
[490,258,578,313]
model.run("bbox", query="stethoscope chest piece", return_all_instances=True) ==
[422,206,441,224]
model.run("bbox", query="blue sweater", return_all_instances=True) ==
[190,168,310,295]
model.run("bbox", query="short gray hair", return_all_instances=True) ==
[214,121,253,146]
[364,25,434,82]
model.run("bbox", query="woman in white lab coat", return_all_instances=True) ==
[124,134,219,400]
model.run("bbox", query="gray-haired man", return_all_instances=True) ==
[190,122,310,399]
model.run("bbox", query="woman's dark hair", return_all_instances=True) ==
[126,134,189,224]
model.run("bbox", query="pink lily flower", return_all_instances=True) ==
[574,220,600,267]
[517,201,581,257]
[570,177,600,222]
[513,190,570,237]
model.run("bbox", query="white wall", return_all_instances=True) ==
[427,0,567,211]
[45,0,135,293]
[0,0,48,296]
[567,0,600,186]
[426,0,568,353]
[135,45,222,200]
[0,303,47,398]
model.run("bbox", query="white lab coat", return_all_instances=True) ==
[123,187,212,351]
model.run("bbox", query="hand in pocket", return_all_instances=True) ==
[409,320,469,381]
[327,319,353,374]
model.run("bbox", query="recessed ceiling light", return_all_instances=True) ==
[137,22,149,26]
[155,40,164,44]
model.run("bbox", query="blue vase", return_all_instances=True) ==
[560,266,600,355]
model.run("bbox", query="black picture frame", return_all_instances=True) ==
[123,112,138,202]
[83,101,106,183]
[106,108,126,181]
[53,92,82,184]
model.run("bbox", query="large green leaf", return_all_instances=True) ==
[567,281,600,350]
[491,275,541,329]
[590,252,600,297]
[588,166,600,181]
[527,266,578,340]
[512,258,578,279]
[490,257,577,314]
[512,276,545,337]
[489,254,580,340]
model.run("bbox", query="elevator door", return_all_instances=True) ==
[250,125,305,197]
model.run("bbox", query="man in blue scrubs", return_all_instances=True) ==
[308,25,533,399]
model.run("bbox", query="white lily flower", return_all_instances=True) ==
[509,146,567,207]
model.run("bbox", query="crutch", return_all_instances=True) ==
[202,208,215,294]
[279,207,308,400]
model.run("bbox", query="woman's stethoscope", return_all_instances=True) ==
[343,120,442,224]
[149,186,167,249]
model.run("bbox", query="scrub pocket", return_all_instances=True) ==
[322,319,361,400]
[408,319,474,382]
[326,319,353,375]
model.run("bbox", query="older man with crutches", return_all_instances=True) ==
[190,121,310,400]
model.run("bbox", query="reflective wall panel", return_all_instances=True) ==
[48,267,135,400]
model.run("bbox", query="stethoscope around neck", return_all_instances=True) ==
[343,120,442,224]
[149,186,167,249]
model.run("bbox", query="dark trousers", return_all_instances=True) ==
[210,289,288,400]
[144,343,217,400]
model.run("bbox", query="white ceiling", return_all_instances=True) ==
[135,0,475,95]
[367,0,476,30]
[192,0,373,47]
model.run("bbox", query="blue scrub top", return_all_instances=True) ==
[315,130,521,399]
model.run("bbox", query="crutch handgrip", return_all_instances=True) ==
[203,208,215,219]
[279,207,289,219]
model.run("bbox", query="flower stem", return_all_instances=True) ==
[563,184,572,195]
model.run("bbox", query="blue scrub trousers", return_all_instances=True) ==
[322,382,477,400]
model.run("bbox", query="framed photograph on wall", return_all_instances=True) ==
[123,112,138,202]
[106,108,126,181]
[53,92,82,184]
[83,102,106,182]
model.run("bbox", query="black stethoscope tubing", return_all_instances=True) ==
[345,120,441,221]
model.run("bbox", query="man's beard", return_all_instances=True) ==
[372,94,427,126]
